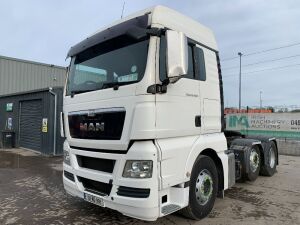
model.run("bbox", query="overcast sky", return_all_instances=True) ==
[0,0,299,108]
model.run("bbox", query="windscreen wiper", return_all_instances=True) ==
[71,81,137,97]
[70,89,95,98]
[102,81,137,90]
[102,82,120,90]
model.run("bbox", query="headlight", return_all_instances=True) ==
[123,160,153,178]
[63,150,71,166]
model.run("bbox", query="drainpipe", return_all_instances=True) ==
[49,87,57,155]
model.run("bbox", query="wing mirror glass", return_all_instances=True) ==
[166,30,188,82]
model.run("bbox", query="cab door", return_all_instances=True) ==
[155,37,203,188]
[155,37,201,138]
[197,46,222,134]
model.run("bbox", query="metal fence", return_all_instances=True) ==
[225,105,300,113]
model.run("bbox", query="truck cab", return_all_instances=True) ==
[62,5,278,221]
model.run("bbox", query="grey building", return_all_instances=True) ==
[0,55,67,155]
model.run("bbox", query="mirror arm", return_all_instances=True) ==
[162,78,170,86]
[147,79,168,94]
[168,76,181,84]
[146,28,166,37]
[126,27,165,40]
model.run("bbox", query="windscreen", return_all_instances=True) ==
[66,36,149,95]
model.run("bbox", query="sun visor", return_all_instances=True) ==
[67,14,149,58]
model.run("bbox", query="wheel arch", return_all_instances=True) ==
[254,143,264,168]
[200,149,224,194]
[184,134,228,192]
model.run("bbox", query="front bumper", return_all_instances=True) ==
[63,175,159,220]
[63,140,160,221]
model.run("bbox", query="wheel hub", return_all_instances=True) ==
[250,149,259,172]
[195,169,213,205]
[269,147,276,168]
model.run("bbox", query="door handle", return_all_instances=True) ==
[195,115,201,127]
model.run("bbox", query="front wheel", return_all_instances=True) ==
[181,155,218,220]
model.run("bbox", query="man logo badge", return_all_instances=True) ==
[88,123,95,131]
[80,122,104,132]
[96,122,105,132]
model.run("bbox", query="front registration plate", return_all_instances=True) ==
[83,192,105,207]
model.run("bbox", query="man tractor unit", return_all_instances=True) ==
[62,6,278,221]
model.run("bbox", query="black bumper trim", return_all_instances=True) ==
[117,186,150,198]
[64,171,75,182]
[78,176,112,196]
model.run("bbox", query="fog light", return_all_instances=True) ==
[64,150,71,166]
[123,160,153,178]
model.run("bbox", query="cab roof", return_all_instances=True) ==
[67,5,218,57]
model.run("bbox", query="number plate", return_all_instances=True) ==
[83,192,105,207]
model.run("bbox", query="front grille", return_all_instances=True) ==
[78,177,112,196]
[71,145,128,154]
[77,155,115,173]
[68,108,126,140]
[64,171,75,182]
[117,186,150,198]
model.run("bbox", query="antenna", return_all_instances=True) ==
[121,1,125,19]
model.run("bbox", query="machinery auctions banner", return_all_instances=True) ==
[226,113,300,139]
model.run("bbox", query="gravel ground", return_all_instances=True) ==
[0,148,300,225]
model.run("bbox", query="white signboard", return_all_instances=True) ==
[226,113,300,139]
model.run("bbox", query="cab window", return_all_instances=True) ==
[159,36,205,81]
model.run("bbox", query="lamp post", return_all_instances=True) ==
[238,52,243,110]
[260,91,263,109]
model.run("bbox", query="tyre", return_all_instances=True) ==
[181,155,218,220]
[246,145,261,181]
[260,142,277,176]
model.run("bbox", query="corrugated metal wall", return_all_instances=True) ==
[0,55,67,96]
[0,88,64,155]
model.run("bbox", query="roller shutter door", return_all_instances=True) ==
[19,100,42,152]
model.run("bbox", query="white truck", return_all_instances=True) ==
[62,5,278,221]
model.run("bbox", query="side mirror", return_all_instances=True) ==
[166,30,188,81]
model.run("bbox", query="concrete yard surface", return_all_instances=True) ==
[0,149,300,225]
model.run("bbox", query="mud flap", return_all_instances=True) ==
[226,150,236,188]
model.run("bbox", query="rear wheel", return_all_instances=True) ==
[181,155,218,220]
[260,142,277,176]
[246,145,261,181]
